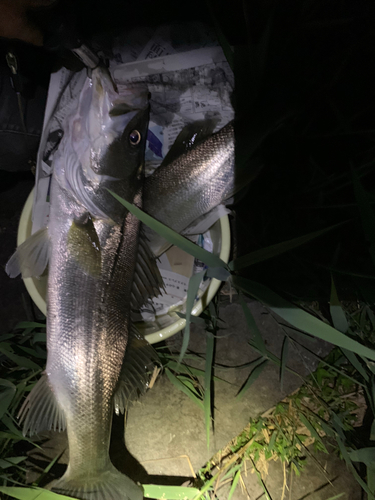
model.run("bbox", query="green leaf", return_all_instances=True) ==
[32,332,47,344]
[228,469,241,500]
[348,447,375,465]
[341,348,369,382]
[165,368,204,411]
[237,359,269,400]
[0,379,16,419]
[33,451,65,487]
[107,189,227,270]
[0,346,41,370]
[280,336,289,392]
[0,487,77,499]
[268,430,277,452]
[0,457,27,470]
[15,322,46,330]
[18,346,46,359]
[352,167,375,267]
[371,419,375,441]
[165,360,228,383]
[330,275,349,333]
[179,270,206,364]
[368,462,375,497]
[143,484,201,499]
[230,223,343,271]
[232,276,375,361]
[298,413,328,453]
[239,293,266,356]
[333,423,374,498]
[204,331,214,450]
[205,0,234,70]
[206,266,231,281]
[325,494,345,500]
[175,312,206,326]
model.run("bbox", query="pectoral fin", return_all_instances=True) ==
[5,227,50,279]
[67,216,102,277]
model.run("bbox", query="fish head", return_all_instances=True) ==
[92,105,150,221]
[58,68,149,223]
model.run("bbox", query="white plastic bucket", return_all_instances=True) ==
[18,189,231,344]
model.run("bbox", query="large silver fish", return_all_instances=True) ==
[143,120,261,256]
[6,68,162,500]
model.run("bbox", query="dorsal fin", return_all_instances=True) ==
[160,118,218,167]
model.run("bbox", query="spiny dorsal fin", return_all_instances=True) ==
[18,373,66,436]
[130,234,164,310]
[5,227,50,279]
[113,325,159,415]
[160,118,218,167]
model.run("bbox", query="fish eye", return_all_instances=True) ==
[129,130,141,146]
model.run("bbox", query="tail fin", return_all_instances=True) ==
[51,465,143,500]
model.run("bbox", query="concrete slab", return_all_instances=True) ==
[125,296,332,476]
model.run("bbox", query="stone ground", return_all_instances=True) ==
[1,173,364,500]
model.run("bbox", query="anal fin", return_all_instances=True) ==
[113,325,159,415]
[18,373,66,436]
[130,234,164,310]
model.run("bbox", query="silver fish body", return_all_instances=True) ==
[144,120,235,238]
[12,69,159,500]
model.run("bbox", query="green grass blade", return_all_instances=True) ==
[230,223,343,272]
[371,419,375,441]
[268,430,278,452]
[232,276,375,361]
[236,359,268,400]
[0,487,76,499]
[107,189,227,270]
[341,348,369,382]
[165,368,204,411]
[32,332,47,344]
[33,451,65,487]
[368,462,375,497]
[325,494,345,500]
[175,312,206,326]
[15,322,46,330]
[179,270,206,364]
[239,293,266,356]
[165,360,229,384]
[0,379,16,419]
[0,346,41,371]
[143,484,201,499]
[330,275,349,333]
[348,447,375,465]
[333,421,374,499]
[352,166,375,267]
[298,413,328,453]
[228,469,241,500]
[205,0,234,70]
[280,336,289,392]
[0,457,27,470]
[204,331,214,449]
